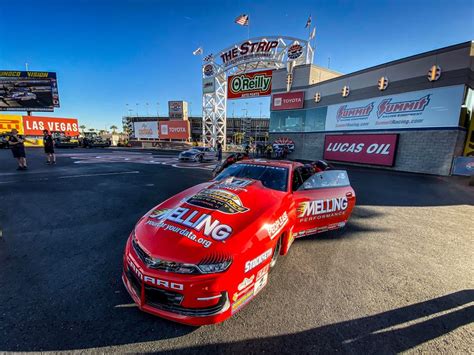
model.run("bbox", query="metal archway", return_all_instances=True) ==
[202,36,314,149]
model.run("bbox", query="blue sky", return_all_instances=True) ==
[0,0,472,130]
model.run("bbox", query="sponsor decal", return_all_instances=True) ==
[127,256,184,290]
[337,103,374,121]
[271,91,305,111]
[231,288,254,314]
[238,275,255,291]
[254,272,268,295]
[266,211,289,240]
[203,77,215,93]
[297,197,348,220]
[221,40,279,68]
[324,134,399,167]
[203,64,214,77]
[187,188,249,214]
[227,70,272,99]
[377,95,430,118]
[245,248,273,273]
[287,44,303,60]
[452,157,474,176]
[295,222,347,238]
[147,206,232,242]
[256,265,270,280]
[213,178,254,192]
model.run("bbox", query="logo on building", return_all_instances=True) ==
[342,85,350,97]
[428,65,441,82]
[314,92,321,103]
[377,95,430,118]
[287,44,303,60]
[336,103,374,121]
[378,77,389,91]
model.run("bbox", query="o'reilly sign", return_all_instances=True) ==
[227,70,272,99]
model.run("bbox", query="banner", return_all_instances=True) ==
[168,101,188,120]
[203,77,215,94]
[227,70,272,99]
[133,121,159,139]
[271,91,305,110]
[159,121,190,140]
[23,116,79,136]
[325,85,464,131]
[0,114,23,134]
[452,157,474,176]
[0,70,59,111]
[324,134,399,167]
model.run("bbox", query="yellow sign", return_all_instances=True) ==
[0,114,24,134]
[464,118,474,157]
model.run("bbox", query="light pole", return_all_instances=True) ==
[259,102,262,119]
[156,102,160,117]
[146,102,149,116]
[189,101,192,117]
[135,103,139,117]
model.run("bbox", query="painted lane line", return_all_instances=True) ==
[58,171,140,179]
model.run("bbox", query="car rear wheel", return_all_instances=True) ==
[198,155,203,163]
[270,237,282,268]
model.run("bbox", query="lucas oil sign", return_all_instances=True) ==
[324,134,399,167]
[227,70,272,99]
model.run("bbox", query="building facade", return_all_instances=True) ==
[268,41,474,175]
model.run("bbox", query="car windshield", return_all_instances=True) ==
[214,163,289,192]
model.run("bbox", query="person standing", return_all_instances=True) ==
[216,142,222,161]
[43,130,56,165]
[8,129,28,170]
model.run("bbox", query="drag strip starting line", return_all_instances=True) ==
[0,171,140,184]
[58,171,140,179]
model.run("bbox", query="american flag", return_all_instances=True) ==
[235,14,249,26]
[203,53,214,62]
[305,15,312,28]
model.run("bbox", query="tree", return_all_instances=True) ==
[79,125,86,133]
[89,128,95,132]
[110,125,118,134]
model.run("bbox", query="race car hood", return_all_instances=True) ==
[134,177,285,264]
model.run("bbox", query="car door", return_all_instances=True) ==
[292,170,355,238]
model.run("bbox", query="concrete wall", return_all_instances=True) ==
[270,129,467,176]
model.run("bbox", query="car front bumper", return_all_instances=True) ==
[122,238,232,326]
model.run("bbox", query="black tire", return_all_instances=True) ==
[270,237,282,268]
[198,154,203,163]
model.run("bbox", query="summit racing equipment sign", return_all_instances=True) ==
[324,134,399,167]
[220,40,279,68]
[227,70,272,99]
[0,71,59,112]
[187,189,249,214]
[325,85,464,131]
[23,116,79,136]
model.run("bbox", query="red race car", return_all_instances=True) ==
[122,160,356,325]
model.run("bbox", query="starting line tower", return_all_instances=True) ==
[201,36,314,149]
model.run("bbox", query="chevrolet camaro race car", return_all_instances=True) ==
[123,160,356,325]
[178,147,216,162]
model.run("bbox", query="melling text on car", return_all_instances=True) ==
[123,160,356,325]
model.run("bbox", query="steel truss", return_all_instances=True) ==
[202,36,313,149]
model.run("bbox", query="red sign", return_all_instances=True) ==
[159,120,190,140]
[271,91,305,110]
[227,70,272,99]
[23,116,79,137]
[323,134,398,167]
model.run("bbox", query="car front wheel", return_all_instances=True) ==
[270,237,282,268]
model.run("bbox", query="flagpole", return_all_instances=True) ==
[247,16,250,39]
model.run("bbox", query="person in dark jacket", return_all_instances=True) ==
[216,142,222,161]
[8,129,28,170]
[43,130,56,165]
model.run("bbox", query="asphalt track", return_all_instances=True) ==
[0,148,473,353]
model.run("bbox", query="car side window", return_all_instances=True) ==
[297,170,350,191]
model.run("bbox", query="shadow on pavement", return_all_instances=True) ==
[169,290,474,354]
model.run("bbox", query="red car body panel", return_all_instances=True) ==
[122,160,356,325]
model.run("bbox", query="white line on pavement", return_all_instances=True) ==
[57,171,140,179]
